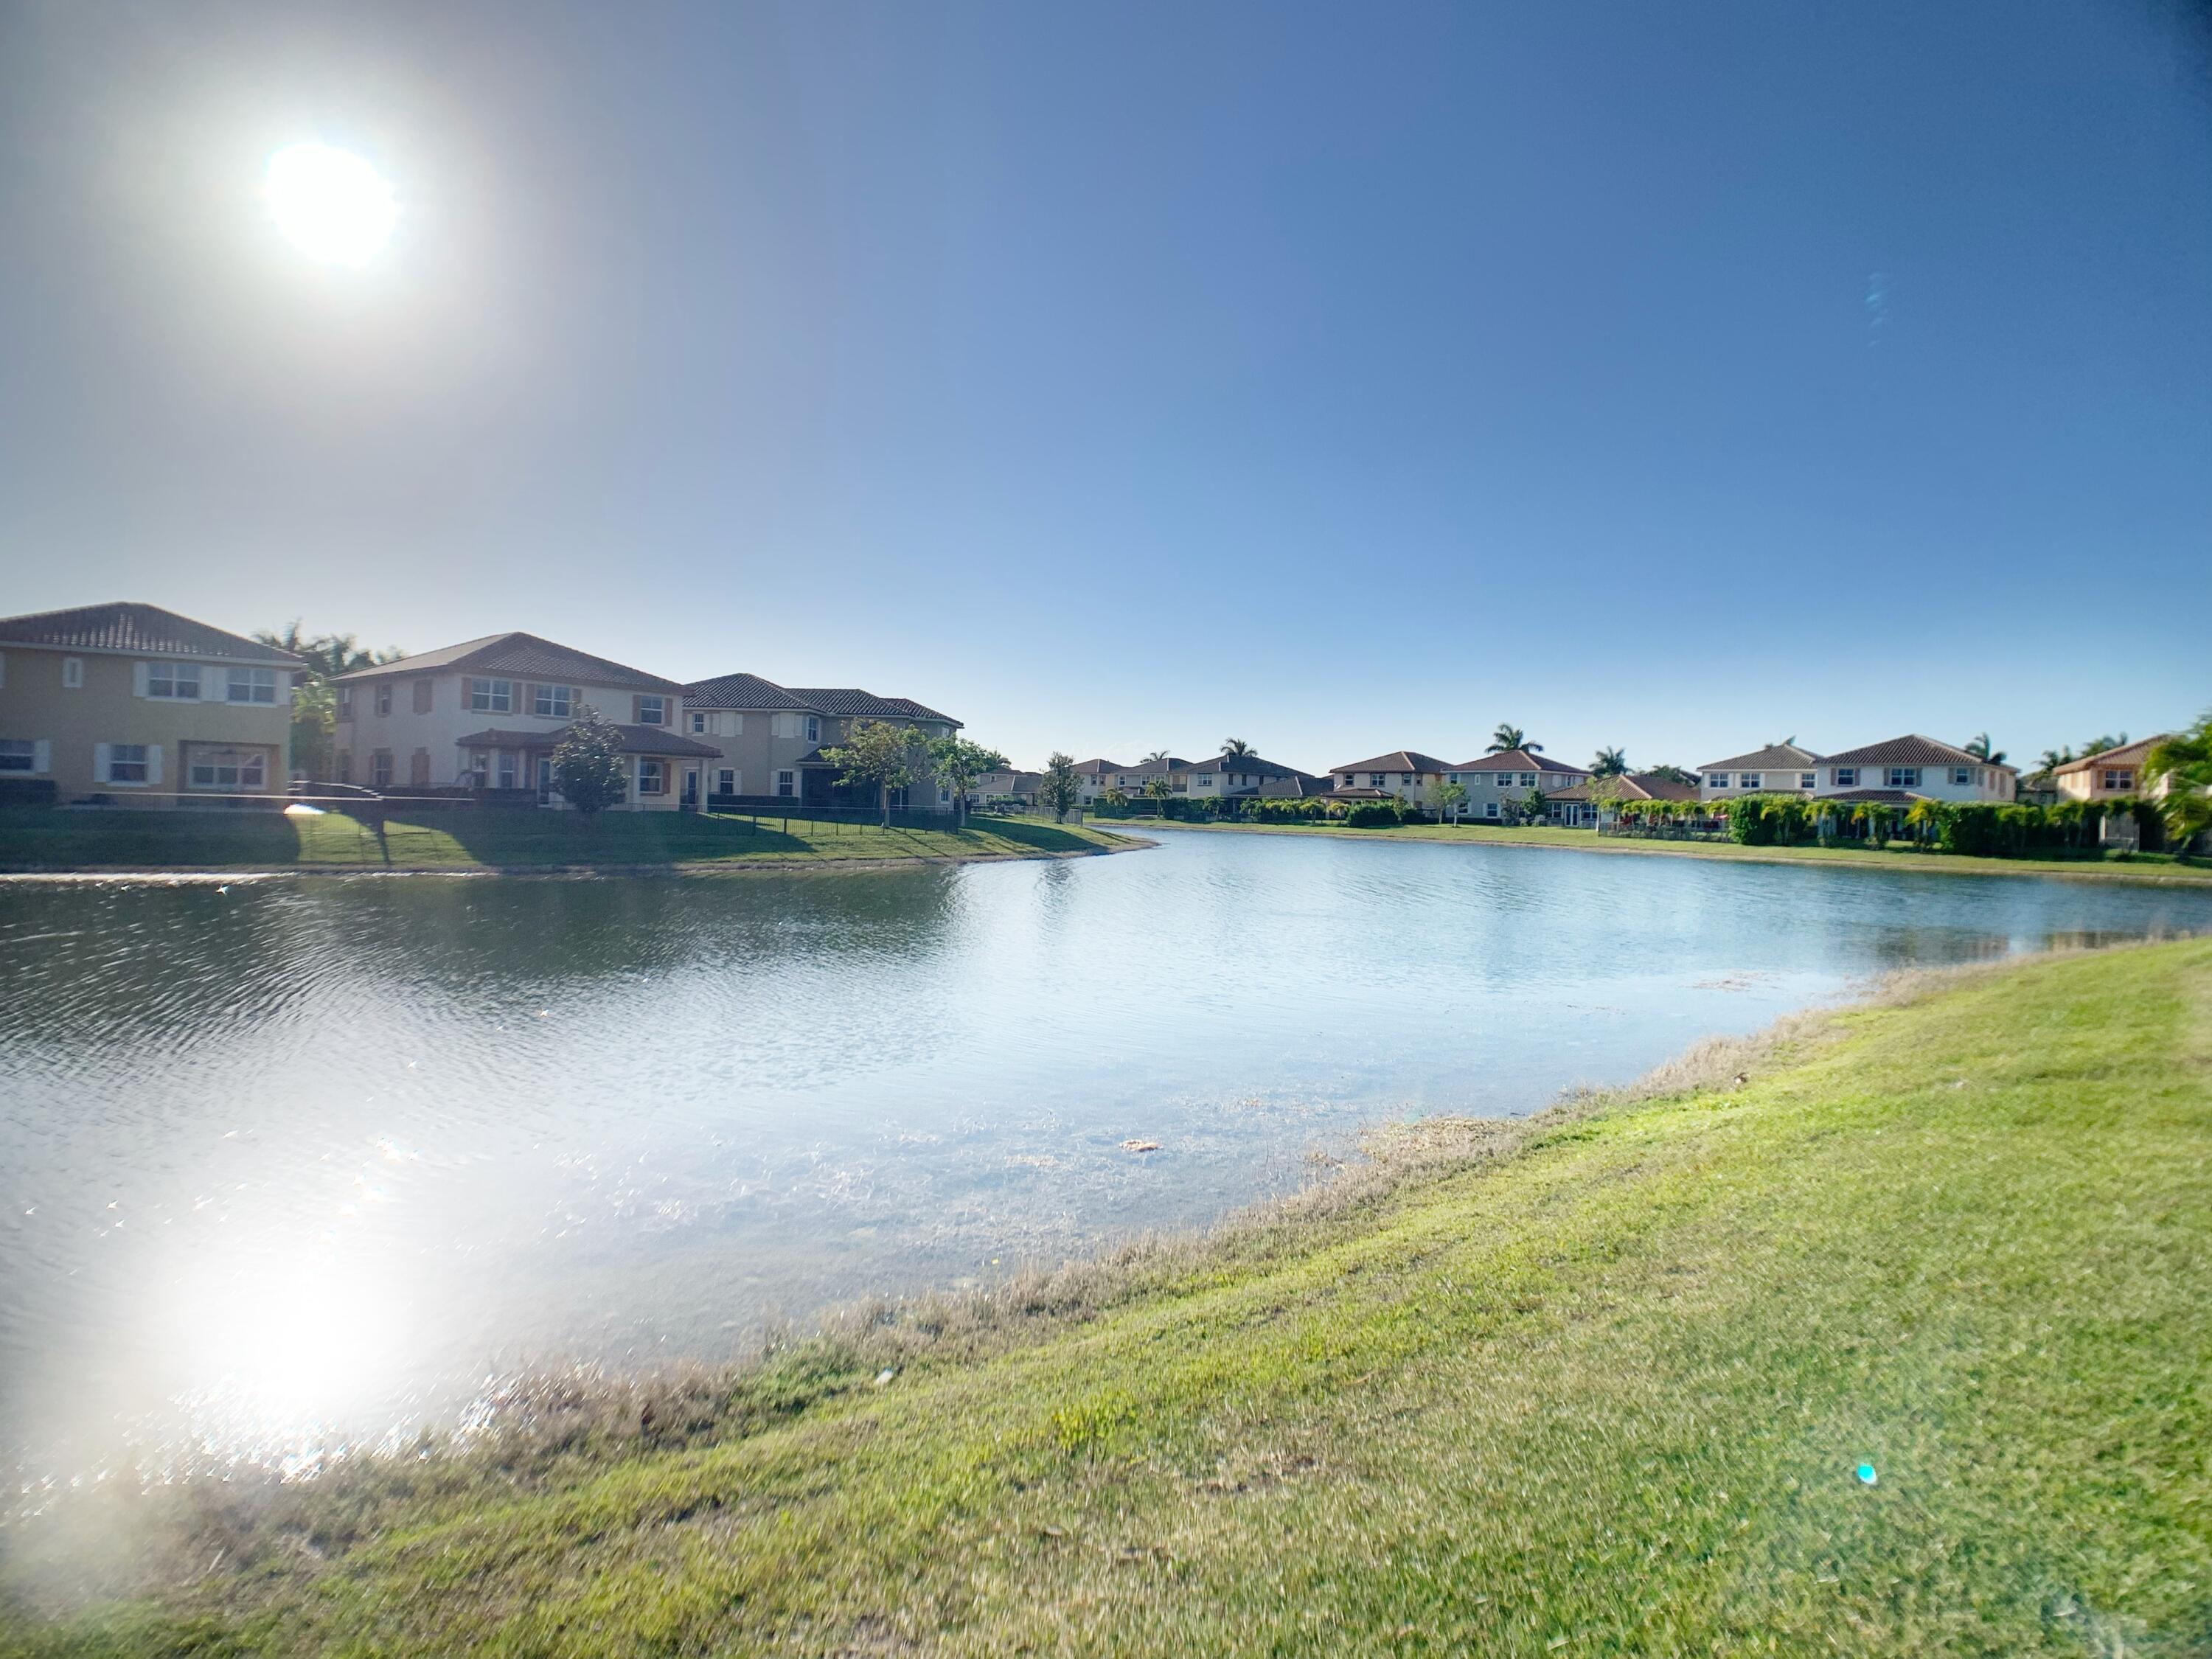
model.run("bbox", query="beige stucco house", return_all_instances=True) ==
[1184,753,1324,801]
[1697,742,1825,802]
[1446,749,1591,819]
[1547,771,1701,827]
[1329,751,1455,807]
[2050,736,2174,801]
[1810,736,2017,805]
[332,632,718,810]
[680,672,961,812]
[0,601,302,807]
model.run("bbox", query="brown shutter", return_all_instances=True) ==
[631,694,641,723]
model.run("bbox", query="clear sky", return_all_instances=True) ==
[3,1,2208,774]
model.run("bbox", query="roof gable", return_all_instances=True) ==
[680,671,814,711]
[2051,736,2170,774]
[785,687,959,725]
[1331,750,1453,774]
[1456,748,1587,775]
[0,602,304,664]
[1819,734,2012,771]
[1695,742,1825,773]
[335,631,678,692]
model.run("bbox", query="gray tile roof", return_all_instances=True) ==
[1188,752,1311,778]
[679,672,816,711]
[783,687,959,724]
[335,632,678,692]
[0,602,305,664]
[1695,742,1825,773]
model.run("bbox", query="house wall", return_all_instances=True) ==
[2055,762,2162,801]
[1812,762,2014,803]
[686,709,959,810]
[1698,764,1820,802]
[1186,767,1300,799]
[1443,765,1589,818]
[0,645,292,807]
[1332,768,1444,804]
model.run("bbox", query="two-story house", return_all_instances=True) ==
[2050,737,2174,802]
[1697,742,1825,802]
[1447,750,1591,818]
[679,673,961,811]
[0,602,302,807]
[331,632,718,810]
[1069,758,1127,802]
[1329,751,1455,807]
[1183,753,1325,801]
[1810,736,2017,804]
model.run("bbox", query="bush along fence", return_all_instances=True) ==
[1602,792,2184,858]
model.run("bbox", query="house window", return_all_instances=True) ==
[229,668,278,704]
[338,687,354,719]
[469,753,490,787]
[106,743,150,783]
[1484,801,1500,818]
[1888,767,1920,789]
[716,768,736,796]
[2103,768,2132,792]
[1739,772,1761,790]
[1951,767,1972,786]
[690,711,708,734]
[636,695,667,726]
[414,679,434,714]
[189,751,266,790]
[1447,772,1460,783]
[1368,773,1384,788]
[775,770,796,797]
[1520,773,1537,788]
[532,684,577,719]
[1800,773,1815,789]
[0,740,36,773]
[1833,768,1858,787]
[147,663,201,700]
[638,759,667,795]
[468,678,515,714]
[63,658,83,689]
[1197,775,1213,787]
[1707,773,1729,789]
[371,750,394,789]
[498,752,519,790]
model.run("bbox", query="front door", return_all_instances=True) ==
[536,757,553,805]
[681,768,699,807]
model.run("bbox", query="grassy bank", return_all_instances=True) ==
[1121,815,2212,884]
[0,807,1136,874]
[7,939,2208,1655]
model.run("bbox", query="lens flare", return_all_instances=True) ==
[264,143,397,265]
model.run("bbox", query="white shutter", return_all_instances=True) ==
[32,740,50,775]
[133,662,150,698]
[730,713,744,735]
[147,745,163,786]
[93,742,111,783]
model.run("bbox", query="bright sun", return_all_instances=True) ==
[265,142,397,265]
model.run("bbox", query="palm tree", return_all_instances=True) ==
[1590,746,1627,778]
[2037,746,2075,774]
[1142,775,1173,816]
[1222,738,1253,758]
[1488,724,1540,754]
[1965,733,2006,765]
[2146,716,2212,850]
[1143,748,1170,765]
[2079,733,2127,757]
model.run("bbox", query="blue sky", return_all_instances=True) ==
[2,1,2207,773]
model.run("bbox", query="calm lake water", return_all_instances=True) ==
[4,830,2209,1481]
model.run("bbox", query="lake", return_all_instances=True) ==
[4,830,2209,1482]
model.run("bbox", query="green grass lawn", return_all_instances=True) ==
[7,939,2208,1655]
[0,807,1134,873]
[1127,815,2212,884]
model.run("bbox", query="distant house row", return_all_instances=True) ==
[0,602,961,813]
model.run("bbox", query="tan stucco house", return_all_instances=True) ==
[1548,770,1701,827]
[0,601,303,807]
[1184,753,1325,801]
[1446,749,1591,819]
[1329,751,1455,807]
[332,632,718,810]
[2050,736,2174,801]
[1810,736,2017,806]
[680,672,961,812]
[1697,742,1824,802]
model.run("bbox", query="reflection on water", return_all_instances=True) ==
[2,833,2208,1480]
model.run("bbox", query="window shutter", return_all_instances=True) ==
[93,742,110,782]
[33,740,50,775]
[630,695,641,723]
[133,661,150,698]
[147,745,163,786]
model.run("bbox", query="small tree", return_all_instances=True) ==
[552,703,628,819]
[1143,774,1174,815]
[928,737,1010,827]
[824,717,931,827]
[1434,778,1469,823]
[1040,752,1084,823]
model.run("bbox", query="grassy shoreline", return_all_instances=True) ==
[1116,814,2212,885]
[0,807,1141,877]
[7,938,2208,1655]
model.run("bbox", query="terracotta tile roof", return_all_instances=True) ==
[2050,736,2170,775]
[1818,734,2013,771]
[1695,742,1825,773]
[1551,771,1701,803]
[0,602,305,664]
[335,632,678,691]
[454,723,723,757]
[1454,748,1589,776]
[1331,751,1454,775]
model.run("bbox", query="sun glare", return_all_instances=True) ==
[264,142,397,265]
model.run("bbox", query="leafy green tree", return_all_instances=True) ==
[1142,774,1174,815]
[2146,715,2212,850]
[1040,753,1084,823]
[1434,778,1469,823]
[1590,745,1627,777]
[928,737,1009,827]
[1222,738,1253,757]
[824,717,931,827]
[552,704,628,819]
[1099,785,1129,813]
[255,622,408,780]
